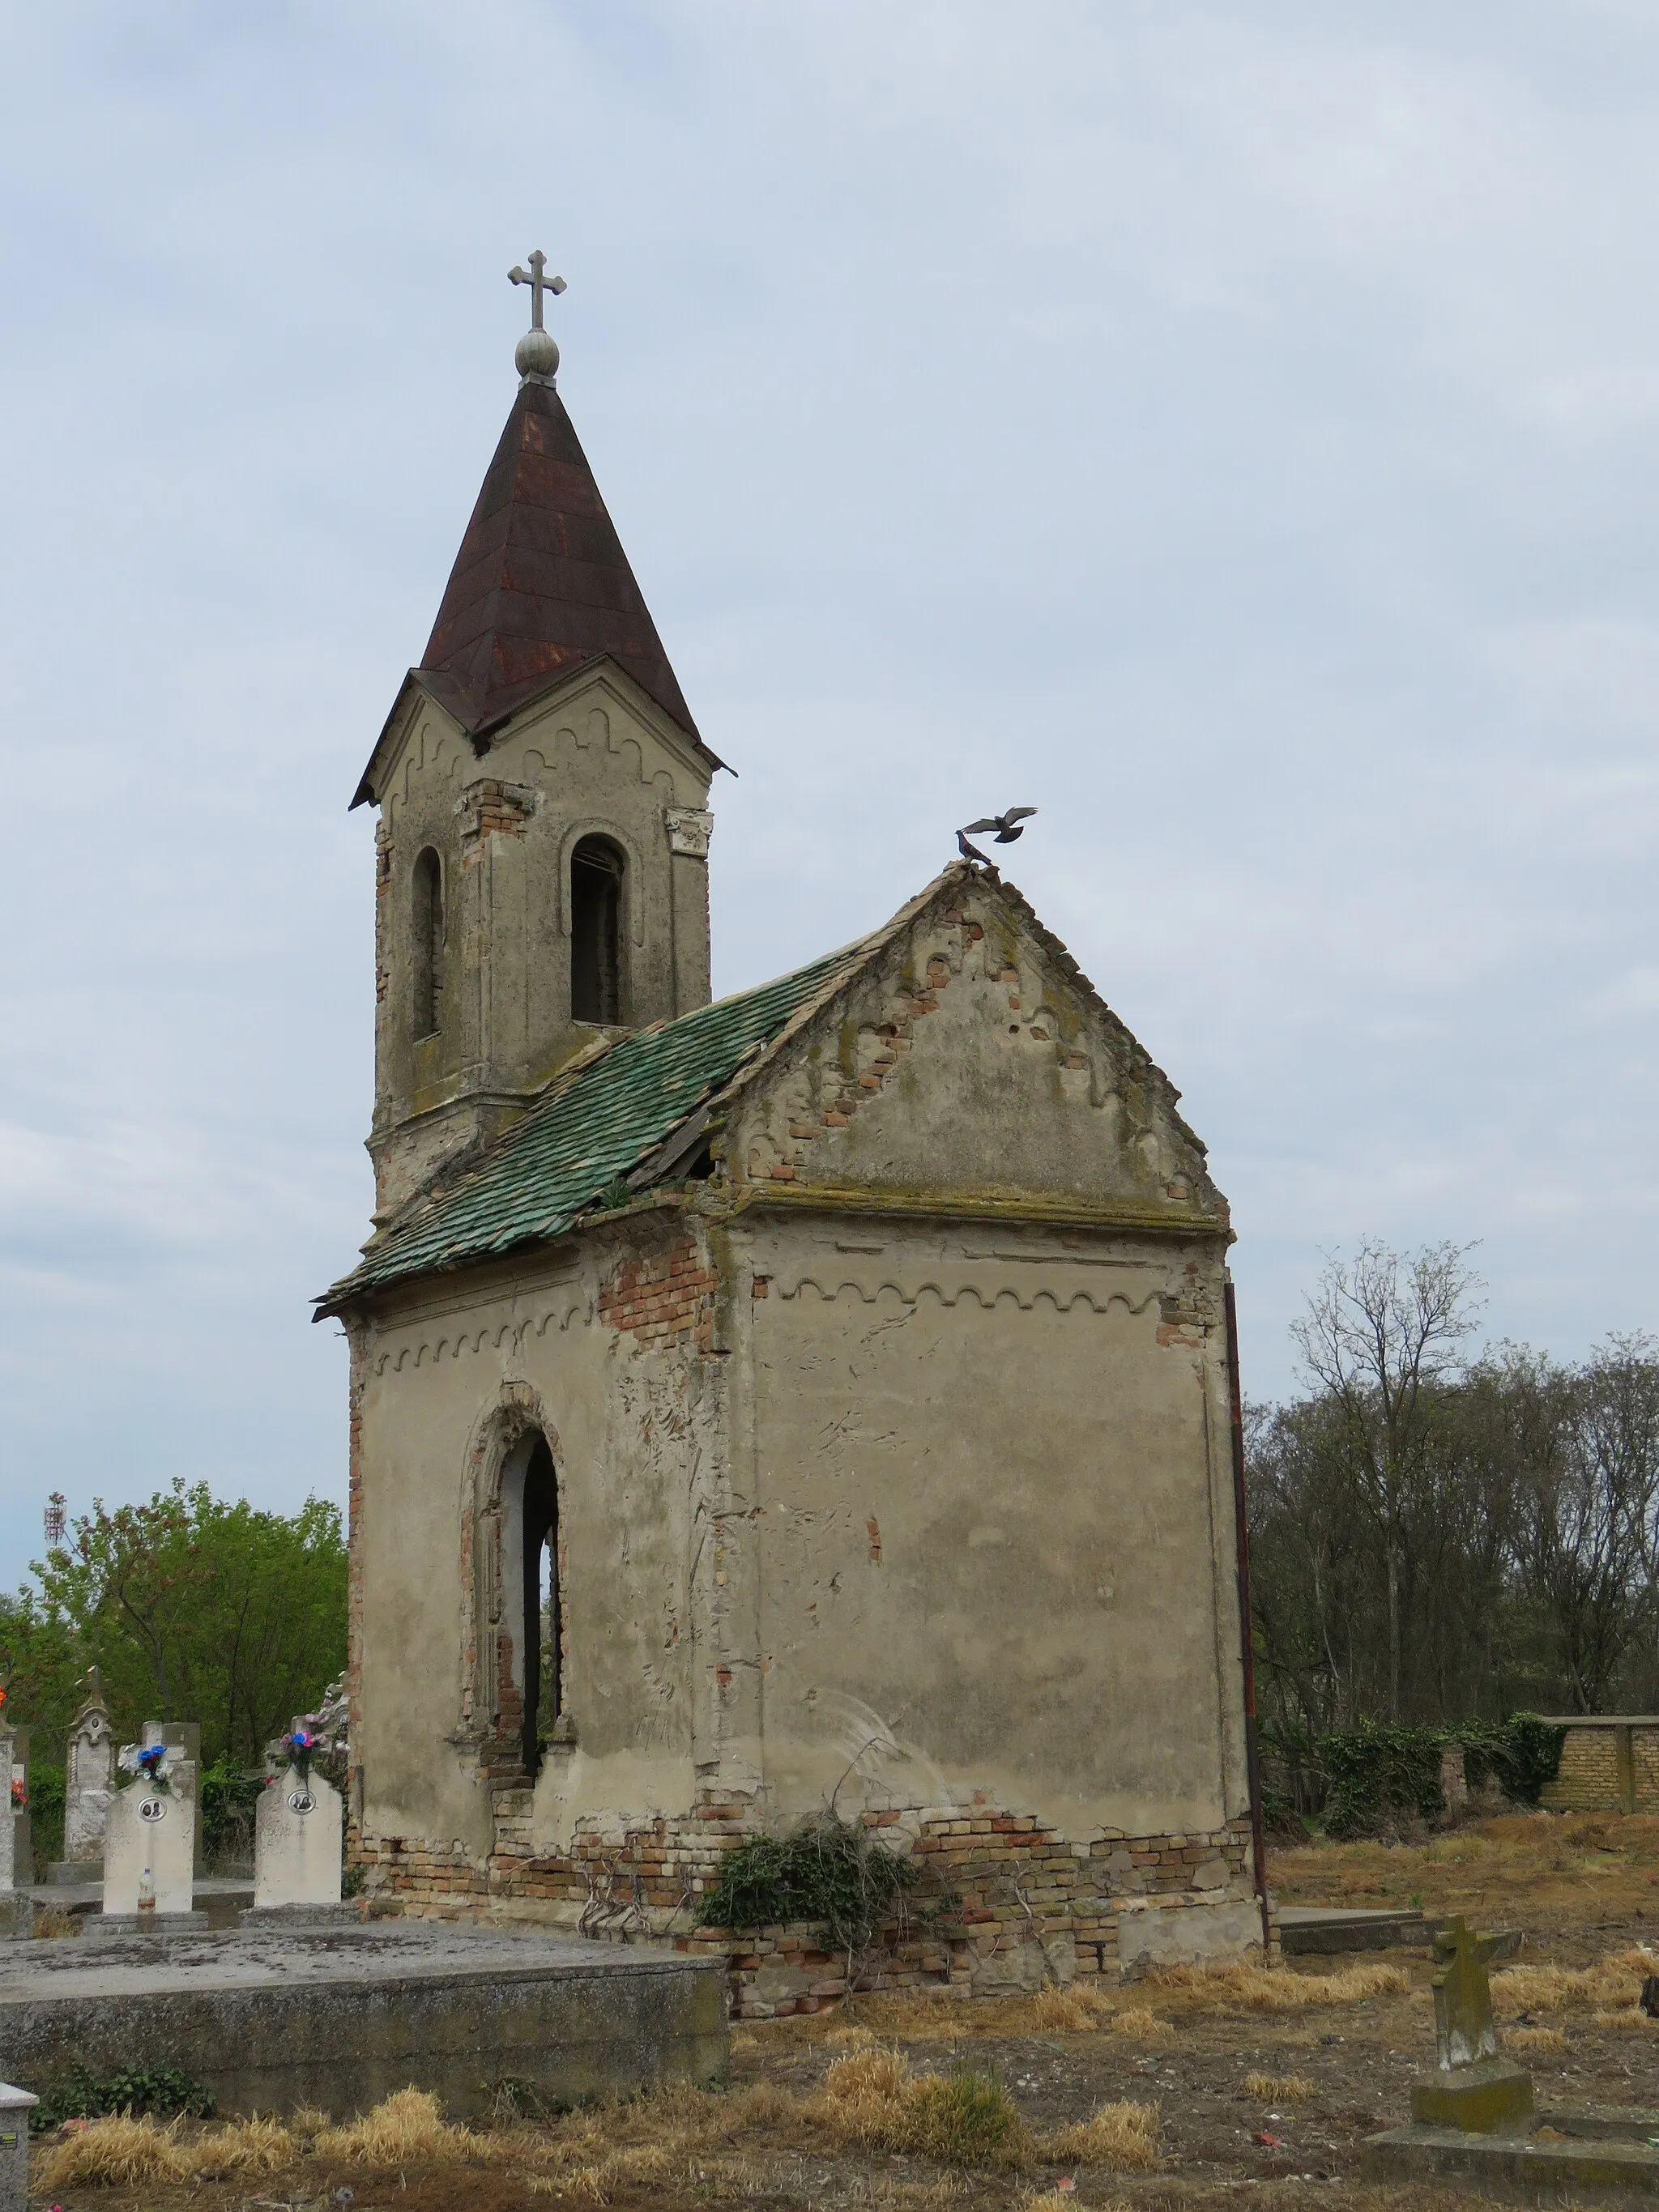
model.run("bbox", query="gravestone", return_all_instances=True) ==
[143,1720,206,1876]
[58,1669,114,1876]
[0,2082,36,2212]
[100,1753,201,1929]
[6,1728,28,1890]
[252,1768,345,1912]
[1409,1916,1533,2133]
[0,1732,24,1941]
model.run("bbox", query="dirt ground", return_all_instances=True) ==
[28,1812,1659,2212]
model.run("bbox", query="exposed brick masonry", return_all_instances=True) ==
[351,1792,1269,2018]
[598,1234,714,1352]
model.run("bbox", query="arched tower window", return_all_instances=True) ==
[570,837,623,1025]
[412,847,444,1038]
[520,1434,561,1775]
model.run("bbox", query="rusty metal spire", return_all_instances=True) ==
[509,249,567,384]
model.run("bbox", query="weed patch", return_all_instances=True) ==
[815,2045,1032,2167]
[1044,2099,1160,2171]
[1241,2072,1313,2102]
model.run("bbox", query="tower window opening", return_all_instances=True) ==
[520,1434,561,1774]
[412,846,444,1038]
[570,837,623,1025]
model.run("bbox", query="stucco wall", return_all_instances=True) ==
[352,1241,712,1864]
[735,1217,1245,1838]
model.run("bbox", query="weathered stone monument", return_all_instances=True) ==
[98,1741,203,1932]
[57,1669,113,1878]
[142,1720,206,1877]
[0,2081,36,2212]
[1410,1917,1533,2133]
[6,1729,28,1892]
[249,1731,346,1917]
[1367,1913,1659,2194]
[0,1728,25,1941]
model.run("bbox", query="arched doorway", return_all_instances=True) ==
[519,1434,561,1775]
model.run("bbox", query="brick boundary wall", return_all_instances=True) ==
[349,1792,1273,2014]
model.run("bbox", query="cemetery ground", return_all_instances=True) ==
[27,1810,1659,2211]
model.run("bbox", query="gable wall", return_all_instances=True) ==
[723,877,1223,1222]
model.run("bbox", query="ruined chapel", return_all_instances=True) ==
[318,272,1267,1996]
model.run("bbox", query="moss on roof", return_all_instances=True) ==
[318,941,867,1311]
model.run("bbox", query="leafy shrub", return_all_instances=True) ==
[699,1810,919,1956]
[200,1758,264,1866]
[32,2063,214,2133]
[25,1760,66,1863]
[1316,1712,1566,1837]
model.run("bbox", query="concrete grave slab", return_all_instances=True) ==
[0,1919,727,2118]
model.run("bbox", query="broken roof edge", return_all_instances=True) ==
[311,855,1221,1321]
[311,927,892,1319]
[350,654,727,812]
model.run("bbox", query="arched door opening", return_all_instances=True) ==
[412,846,444,1038]
[570,837,623,1025]
[520,1434,561,1775]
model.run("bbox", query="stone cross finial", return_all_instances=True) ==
[1432,1915,1505,2069]
[509,251,568,386]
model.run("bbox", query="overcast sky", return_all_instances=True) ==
[2,1,1657,1575]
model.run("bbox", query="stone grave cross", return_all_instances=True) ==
[1432,1916,1503,2069]
[1410,1914,1533,2134]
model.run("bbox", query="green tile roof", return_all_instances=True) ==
[318,940,868,1309]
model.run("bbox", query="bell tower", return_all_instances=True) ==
[351,257,723,1222]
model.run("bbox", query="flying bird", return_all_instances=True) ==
[956,807,1037,865]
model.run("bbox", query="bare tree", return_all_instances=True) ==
[1517,1336,1659,1711]
[1290,1242,1484,1720]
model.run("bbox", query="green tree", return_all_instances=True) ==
[2,1481,347,1765]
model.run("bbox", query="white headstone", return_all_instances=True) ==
[0,2081,37,2212]
[143,1721,206,1874]
[0,1732,14,1893]
[64,1674,114,1865]
[8,1729,30,1890]
[102,1772,195,1916]
[254,1770,343,1909]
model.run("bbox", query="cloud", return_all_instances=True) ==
[2,0,1658,1571]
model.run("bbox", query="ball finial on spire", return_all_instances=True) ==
[510,250,567,385]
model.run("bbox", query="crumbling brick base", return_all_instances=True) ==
[348,1784,1273,2017]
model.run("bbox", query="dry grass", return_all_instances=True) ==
[1508,2025,1568,2053]
[813,2044,1033,2167]
[1241,2071,1313,2102]
[32,1905,79,1937]
[186,2115,296,2179]
[1111,2005,1175,2042]
[1027,1983,1114,2033]
[1492,1946,1657,2018]
[313,2086,482,2165]
[1147,1960,1409,2015]
[36,2115,192,2191]
[1043,2099,1160,2171]
[1271,1811,1659,1930]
